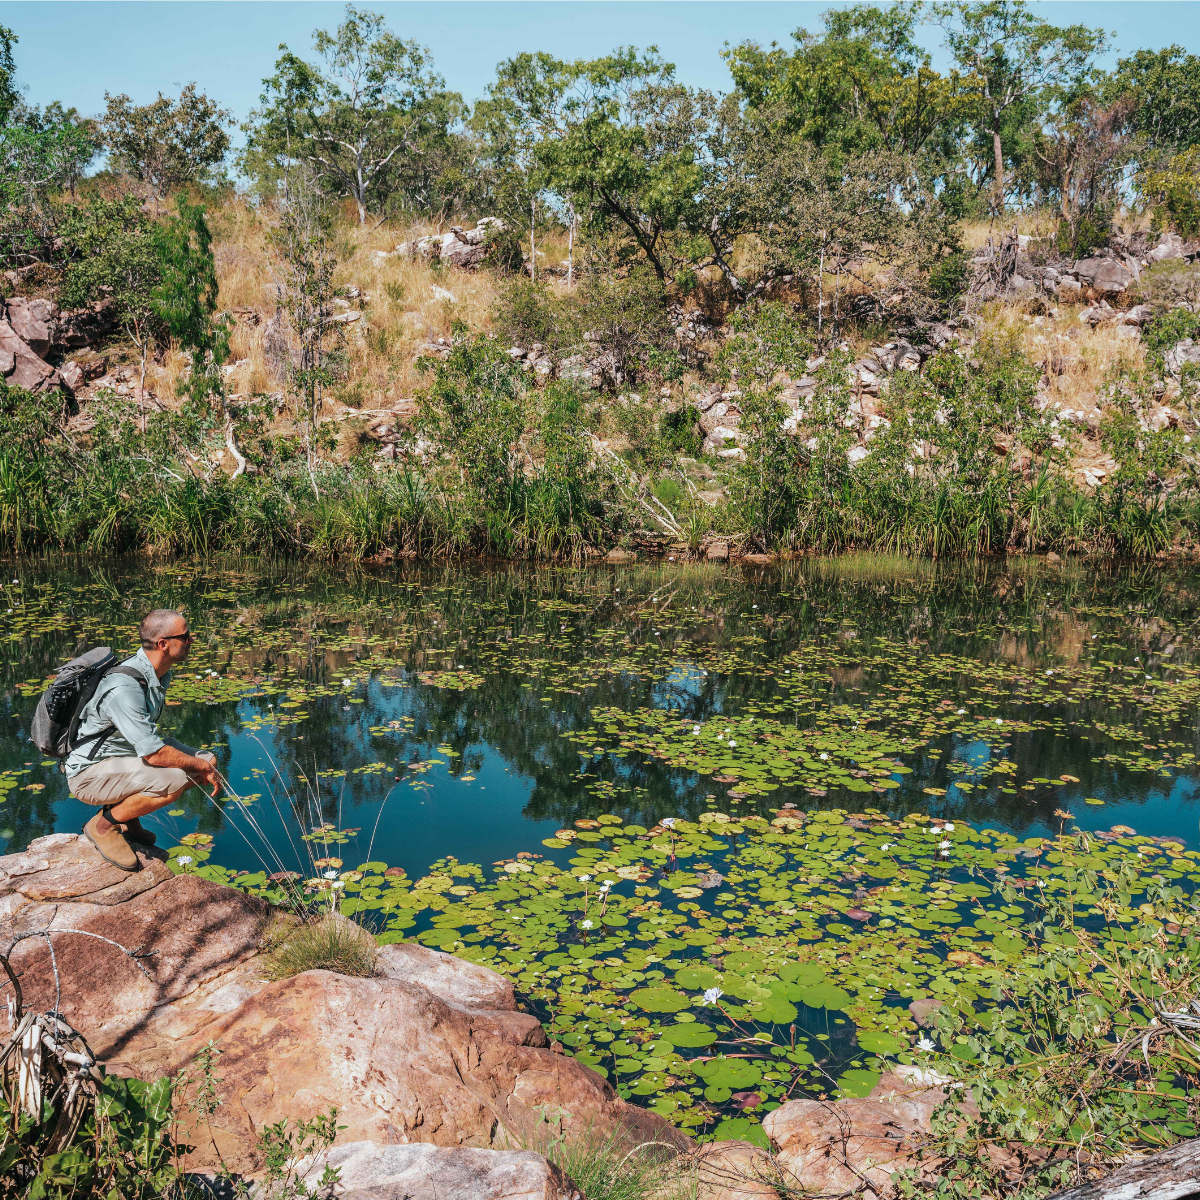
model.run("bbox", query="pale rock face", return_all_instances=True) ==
[277,1141,579,1200]
[0,318,68,394]
[1166,339,1200,376]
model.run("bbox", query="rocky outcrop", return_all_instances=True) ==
[0,315,69,394]
[761,1068,953,1198]
[277,1141,579,1200]
[0,834,687,1177]
[385,218,507,270]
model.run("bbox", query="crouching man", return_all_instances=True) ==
[66,609,221,872]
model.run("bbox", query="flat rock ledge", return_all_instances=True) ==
[0,833,685,1184]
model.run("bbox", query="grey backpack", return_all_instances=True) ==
[31,647,148,760]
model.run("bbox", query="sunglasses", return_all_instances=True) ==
[163,630,193,643]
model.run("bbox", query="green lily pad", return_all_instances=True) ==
[630,987,691,1013]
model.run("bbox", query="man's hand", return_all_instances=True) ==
[143,745,222,798]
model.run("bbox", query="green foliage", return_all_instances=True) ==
[491,277,576,358]
[1141,146,1200,240]
[0,24,17,128]
[478,48,708,281]
[1143,307,1200,364]
[577,266,677,387]
[928,250,969,301]
[101,83,231,200]
[1112,45,1200,153]
[725,4,968,157]
[657,408,702,459]
[153,195,231,409]
[905,850,1200,1198]
[0,118,100,267]
[246,5,455,223]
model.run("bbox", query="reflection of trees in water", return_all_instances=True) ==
[4,554,1200,853]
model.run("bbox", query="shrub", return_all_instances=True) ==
[928,249,969,301]
[262,914,379,981]
[1142,147,1200,240]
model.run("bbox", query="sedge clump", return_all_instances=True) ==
[262,913,378,981]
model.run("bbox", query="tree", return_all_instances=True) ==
[725,4,967,159]
[0,24,18,128]
[101,83,231,202]
[153,197,231,415]
[265,165,343,492]
[0,117,100,266]
[935,0,1106,211]
[1033,91,1135,247]
[12,101,101,195]
[247,5,452,223]
[479,48,709,282]
[58,198,162,420]
[1111,46,1200,155]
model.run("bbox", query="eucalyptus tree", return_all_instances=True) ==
[478,47,710,282]
[247,5,456,224]
[725,3,968,160]
[102,84,232,203]
[934,0,1106,212]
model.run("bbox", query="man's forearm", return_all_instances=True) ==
[143,744,212,773]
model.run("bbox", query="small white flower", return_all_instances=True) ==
[917,1036,935,1052]
[701,987,724,1005]
[176,855,193,866]
[939,840,951,849]
[880,843,892,851]
[995,719,1004,725]
[324,869,339,879]
[930,825,942,834]
[331,880,345,890]
[693,727,701,736]
[752,604,758,609]
[729,739,737,747]
[580,919,594,929]
[577,874,592,882]
[661,817,678,828]
[957,708,965,715]
[342,679,352,686]
[944,822,954,831]
[599,882,612,893]
[819,752,829,761]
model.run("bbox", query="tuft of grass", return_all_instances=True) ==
[261,913,378,981]
[517,1120,697,1200]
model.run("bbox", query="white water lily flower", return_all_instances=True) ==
[729,740,737,747]
[577,874,591,882]
[342,679,352,686]
[176,855,193,865]
[661,817,678,828]
[995,718,1004,725]
[331,880,345,890]
[819,752,829,760]
[957,708,965,715]
[944,823,954,831]
[599,882,612,893]
[880,844,892,851]
[701,987,724,1005]
[939,840,951,849]
[580,919,594,929]
[324,869,340,879]
[917,1036,935,1052]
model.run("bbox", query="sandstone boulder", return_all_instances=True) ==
[1074,258,1134,296]
[1,835,687,1177]
[762,1072,949,1198]
[274,1141,579,1200]
[1166,339,1200,376]
[0,317,69,394]
[6,297,56,356]
[53,298,116,350]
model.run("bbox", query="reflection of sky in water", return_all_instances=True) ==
[6,555,1200,873]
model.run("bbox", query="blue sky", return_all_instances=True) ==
[5,2,1200,124]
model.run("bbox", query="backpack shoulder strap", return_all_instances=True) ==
[72,665,153,761]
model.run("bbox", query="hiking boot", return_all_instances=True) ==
[122,819,157,847]
[83,811,140,872]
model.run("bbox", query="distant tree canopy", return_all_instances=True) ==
[244,4,467,223]
[2,0,1200,312]
[101,83,232,201]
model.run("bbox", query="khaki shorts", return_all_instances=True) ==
[68,752,214,806]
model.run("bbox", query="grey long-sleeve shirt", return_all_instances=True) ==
[64,649,175,779]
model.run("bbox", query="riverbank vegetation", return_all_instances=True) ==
[2,4,1200,563]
